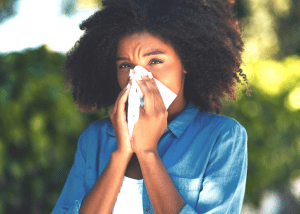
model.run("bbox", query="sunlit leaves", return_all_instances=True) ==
[241,55,300,98]
[77,0,102,9]
[273,0,292,17]
[241,0,280,61]
[222,55,300,206]
[286,86,300,111]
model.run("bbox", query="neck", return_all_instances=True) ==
[167,98,188,124]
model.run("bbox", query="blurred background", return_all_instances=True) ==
[0,0,299,213]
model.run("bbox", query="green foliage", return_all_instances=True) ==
[0,45,111,213]
[0,0,19,24]
[221,56,300,206]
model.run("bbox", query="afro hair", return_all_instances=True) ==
[62,0,251,114]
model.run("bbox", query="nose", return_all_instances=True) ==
[127,66,153,84]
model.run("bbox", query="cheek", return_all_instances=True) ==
[165,63,184,95]
[117,72,129,89]
[158,72,183,95]
[169,79,183,95]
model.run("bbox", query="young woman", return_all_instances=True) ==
[51,0,251,213]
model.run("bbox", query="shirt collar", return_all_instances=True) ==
[106,100,199,139]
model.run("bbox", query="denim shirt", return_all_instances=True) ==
[51,101,248,214]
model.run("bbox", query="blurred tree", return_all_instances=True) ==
[222,55,300,207]
[233,0,251,20]
[0,0,102,23]
[237,0,300,62]
[61,0,102,17]
[272,0,300,60]
[239,0,280,62]
[76,0,102,9]
[0,45,109,213]
[0,0,19,24]
[61,0,76,16]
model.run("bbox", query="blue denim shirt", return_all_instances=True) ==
[51,101,248,214]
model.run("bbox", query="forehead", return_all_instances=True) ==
[117,32,171,54]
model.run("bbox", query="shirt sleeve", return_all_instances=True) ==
[51,124,93,214]
[179,121,248,214]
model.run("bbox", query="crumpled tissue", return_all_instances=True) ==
[127,65,177,139]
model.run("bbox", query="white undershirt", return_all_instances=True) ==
[112,176,144,214]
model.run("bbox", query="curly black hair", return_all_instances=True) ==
[62,0,251,114]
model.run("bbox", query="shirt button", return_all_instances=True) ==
[145,207,150,212]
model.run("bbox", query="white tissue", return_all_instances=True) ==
[127,65,177,139]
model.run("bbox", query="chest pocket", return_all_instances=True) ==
[170,175,203,209]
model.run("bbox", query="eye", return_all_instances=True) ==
[118,59,163,69]
[149,59,163,65]
[119,63,132,69]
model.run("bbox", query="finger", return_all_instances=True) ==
[111,83,131,115]
[117,83,131,114]
[114,83,130,106]
[136,75,154,114]
[144,75,166,112]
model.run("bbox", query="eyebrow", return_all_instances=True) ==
[116,50,166,61]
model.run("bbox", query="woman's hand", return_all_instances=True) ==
[109,79,133,156]
[131,74,168,154]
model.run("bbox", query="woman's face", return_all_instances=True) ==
[116,31,188,102]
